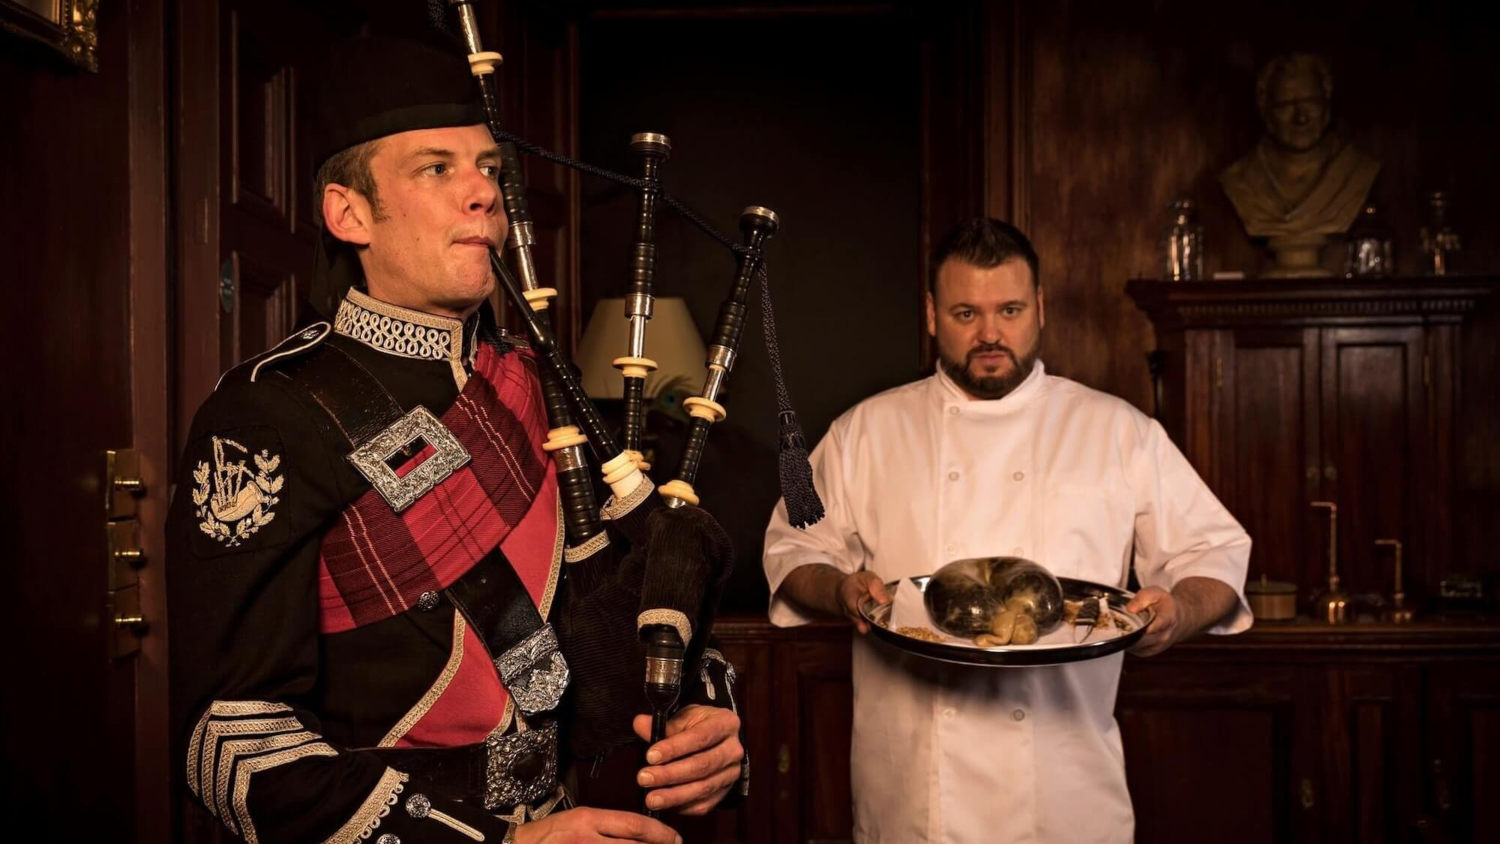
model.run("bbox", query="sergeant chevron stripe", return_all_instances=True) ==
[186,699,326,839]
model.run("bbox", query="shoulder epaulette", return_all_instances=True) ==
[214,322,333,392]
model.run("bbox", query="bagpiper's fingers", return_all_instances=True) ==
[646,705,738,763]
[586,808,682,844]
[642,761,741,813]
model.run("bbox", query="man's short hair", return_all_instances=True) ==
[313,139,384,227]
[930,217,1040,292]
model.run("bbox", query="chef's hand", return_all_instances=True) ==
[1127,577,1239,657]
[632,705,743,816]
[512,807,680,844]
[1125,587,1179,656]
[838,571,889,634]
[776,564,889,634]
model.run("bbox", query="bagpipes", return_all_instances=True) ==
[439,0,824,805]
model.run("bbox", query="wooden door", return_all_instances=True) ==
[1217,327,1323,598]
[1117,658,1323,843]
[0,0,171,841]
[174,0,366,442]
[1318,327,1429,603]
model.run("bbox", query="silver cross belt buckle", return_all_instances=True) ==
[347,406,471,513]
[484,720,559,810]
[496,624,570,716]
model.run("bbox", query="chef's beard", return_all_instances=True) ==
[940,340,1039,400]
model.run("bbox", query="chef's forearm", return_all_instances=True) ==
[1171,576,1239,638]
[778,563,847,620]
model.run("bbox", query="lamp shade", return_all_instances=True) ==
[574,297,708,399]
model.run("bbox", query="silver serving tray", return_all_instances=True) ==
[860,575,1151,667]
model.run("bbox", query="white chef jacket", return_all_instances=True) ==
[764,362,1252,844]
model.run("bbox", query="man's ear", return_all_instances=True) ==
[1036,284,1045,331]
[322,184,373,247]
[925,289,936,337]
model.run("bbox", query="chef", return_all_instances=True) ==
[763,217,1253,843]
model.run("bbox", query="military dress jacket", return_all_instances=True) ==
[167,290,738,844]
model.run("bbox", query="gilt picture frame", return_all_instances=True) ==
[0,0,99,72]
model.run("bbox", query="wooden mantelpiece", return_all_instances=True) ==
[1126,277,1499,329]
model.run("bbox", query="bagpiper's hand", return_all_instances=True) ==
[838,570,890,634]
[511,807,680,844]
[632,704,743,815]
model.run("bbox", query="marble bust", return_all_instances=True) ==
[1220,53,1380,277]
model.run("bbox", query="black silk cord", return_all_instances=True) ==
[491,128,825,528]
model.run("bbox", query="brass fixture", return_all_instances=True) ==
[1377,539,1414,623]
[105,448,145,519]
[1310,502,1350,624]
[104,449,148,658]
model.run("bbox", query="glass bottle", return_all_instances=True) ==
[1344,204,1394,277]
[1163,199,1203,281]
[1419,190,1461,276]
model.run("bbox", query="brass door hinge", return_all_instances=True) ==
[105,448,145,519]
[107,519,146,590]
[105,449,148,659]
[107,583,148,659]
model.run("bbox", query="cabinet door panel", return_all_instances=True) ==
[1320,328,1427,600]
[774,639,854,844]
[1427,662,1500,844]
[1220,328,1321,594]
[1319,666,1422,844]
[1118,660,1318,843]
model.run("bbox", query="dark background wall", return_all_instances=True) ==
[577,9,924,609]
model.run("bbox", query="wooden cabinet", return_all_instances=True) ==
[1126,278,1498,607]
[706,615,1500,844]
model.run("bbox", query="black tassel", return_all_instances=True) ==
[758,264,825,528]
[778,410,825,528]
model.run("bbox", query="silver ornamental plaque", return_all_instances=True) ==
[483,721,559,810]
[496,624,570,715]
[347,406,470,513]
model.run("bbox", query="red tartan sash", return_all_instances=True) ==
[317,344,560,634]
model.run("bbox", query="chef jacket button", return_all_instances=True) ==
[948,471,960,481]
[945,544,957,555]
[948,406,960,416]
[943,708,956,720]
[1012,709,1026,722]
[1012,547,1024,555]
[1012,471,1025,481]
